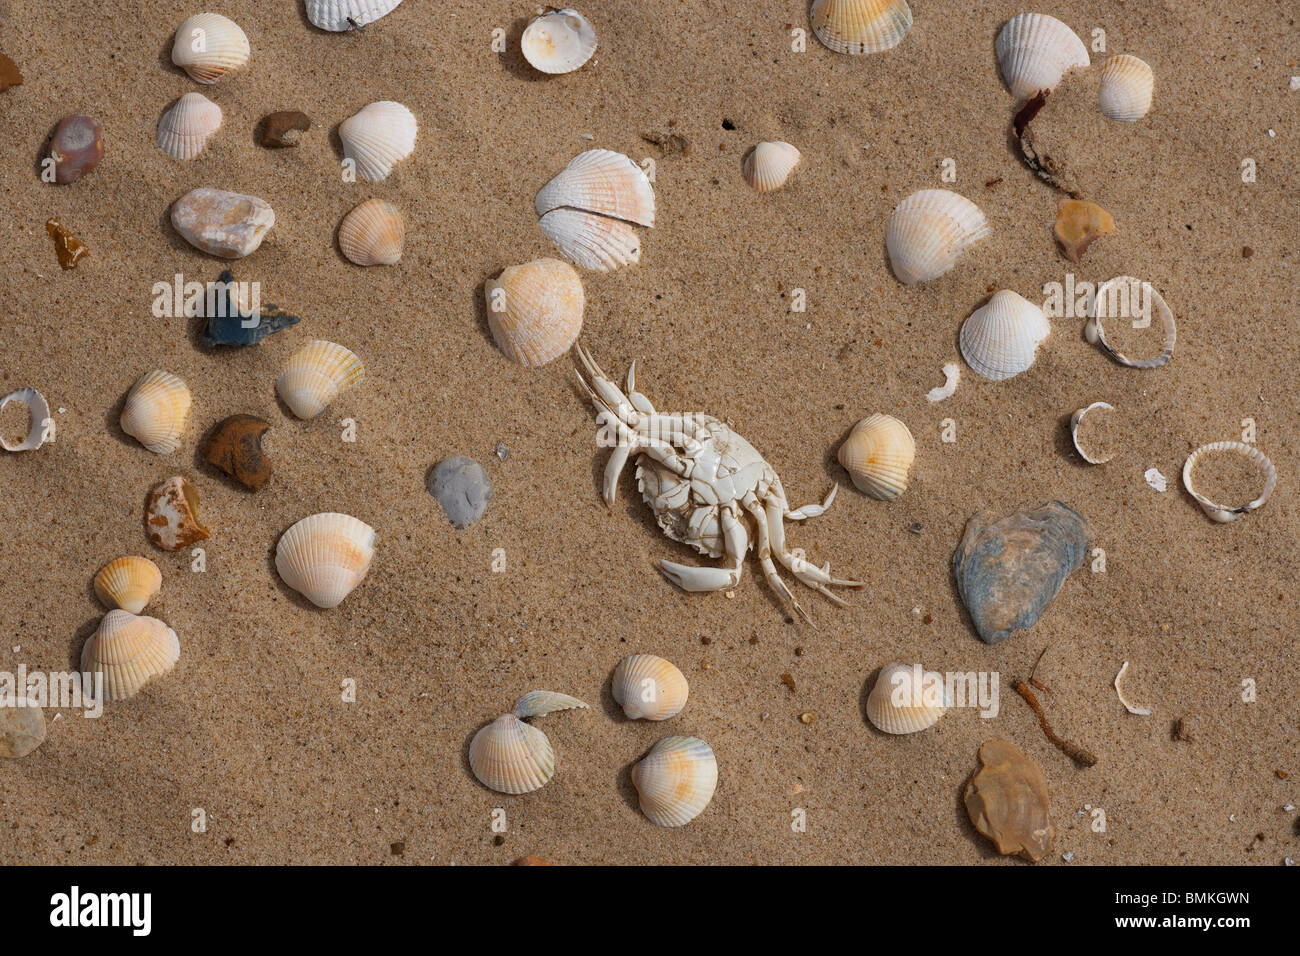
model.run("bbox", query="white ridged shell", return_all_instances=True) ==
[338,199,404,266]
[171,13,250,84]
[535,149,655,227]
[612,655,689,721]
[837,413,916,500]
[120,370,192,454]
[484,259,584,367]
[274,512,376,608]
[469,715,555,794]
[1099,54,1154,121]
[810,0,913,55]
[94,557,163,614]
[157,92,222,161]
[538,208,641,271]
[339,101,417,182]
[306,0,404,32]
[886,189,990,284]
[996,13,1089,99]
[81,610,180,702]
[1181,441,1277,523]
[632,736,718,827]
[1070,401,1116,465]
[866,663,948,734]
[276,340,365,419]
[959,290,1050,381]
[743,141,802,193]
[0,387,51,452]
[521,9,597,74]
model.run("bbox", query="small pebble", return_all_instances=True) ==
[0,53,21,92]
[1062,851,1075,862]
[780,673,796,693]
[389,841,404,856]
[170,187,275,259]
[428,456,492,529]
[1242,246,1254,258]
[45,217,88,270]
[1291,76,1300,91]
[259,111,311,148]
[799,711,816,724]
[494,441,508,461]
[46,114,103,184]
[203,414,272,490]
[0,702,46,758]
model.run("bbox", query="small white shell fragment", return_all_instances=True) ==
[306,0,404,32]
[959,290,1050,381]
[996,13,1089,100]
[1181,441,1277,522]
[513,690,589,719]
[1099,54,1155,121]
[1070,401,1116,464]
[886,189,990,284]
[1113,661,1151,716]
[157,92,223,161]
[339,101,418,182]
[521,8,597,74]
[1144,467,1167,492]
[1085,276,1176,369]
[0,387,52,452]
[925,362,960,403]
[742,141,802,193]
[171,13,250,84]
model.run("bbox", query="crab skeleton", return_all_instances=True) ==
[575,344,862,622]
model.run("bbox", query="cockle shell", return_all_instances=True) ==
[535,149,655,227]
[157,92,223,161]
[742,141,802,193]
[1099,54,1154,121]
[810,0,913,55]
[339,101,417,182]
[866,663,948,734]
[612,655,689,721]
[632,735,718,827]
[963,738,1054,862]
[1085,276,1176,369]
[538,208,641,272]
[959,290,1050,381]
[1181,441,1276,523]
[171,13,250,84]
[0,702,45,758]
[120,370,192,454]
[145,476,211,551]
[484,259,584,367]
[338,198,404,266]
[886,189,990,284]
[306,0,404,32]
[0,387,52,452]
[995,13,1089,100]
[469,691,589,794]
[837,413,915,500]
[80,610,181,702]
[1069,401,1116,464]
[274,512,376,608]
[276,340,365,419]
[94,556,162,614]
[521,8,597,74]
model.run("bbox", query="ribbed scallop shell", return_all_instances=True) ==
[632,736,718,827]
[484,258,584,367]
[1182,441,1276,523]
[837,413,915,500]
[94,556,163,614]
[612,655,689,721]
[810,0,913,55]
[886,189,990,284]
[276,340,365,419]
[157,92,222,161]
[469,715,555,794]
[538,208,641,271]
[0,387,51,452]
[340,101,417,182]
[120,370,192,454]
[80,610,180,702]
[1099,54,1154,121]
[306,0,404,32]
[274,512,376,608]
[521,8,598,74]
[996,13,1089,100]
[866,663,948,734]
[171,13,250,84]
[535,149,655,227]
[743,141,802,193]
[513,690,590,719]
[338,199,404,266]
[959,290,1050,381]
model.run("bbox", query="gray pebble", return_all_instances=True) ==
[428,456,492,529]
[494,441,509,461]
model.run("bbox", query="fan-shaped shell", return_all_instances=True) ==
[469,714,555,794]
[1099,54,1154,121]
[94,556,162,614]
[171,13,250,84]
[120,370,192,454]
[521,8,597,74]
[996,13,1089,100]
[810,0,913,55]
[535,149,655,227]
[612,655,689,721]
[632,736,718,827]
[80,610,180,702]
[886,189,990,284]
[484,259,584,367]
[959,290,1050,381]
[274,512,376,608]
[538,208,641,272]
[838,413,915,500]
[157,92,222,161]
[742,141,802,193]
[276,340,365,419]
[866,662,948,734]
[306,0,404,32]
[338,199,404,266]
[340,101,417,182]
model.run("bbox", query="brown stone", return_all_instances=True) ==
[963,738,1054,862]
[46,114,103,184]
[259,111,311,148]
[516,854,552,866]
[0,53,22,92]
[204,415,271,490]
[45,217,88,270]
[0,702,46,758]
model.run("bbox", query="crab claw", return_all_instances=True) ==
[657,559,742,592]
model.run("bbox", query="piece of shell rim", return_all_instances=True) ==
[1113,661,1151,715]
[926,362,960,403]
[513,690,590,719]
[1070,401,1116,464]
[0,387,53,452]
[1084,276,1175,369]
[1181,441,1276,522]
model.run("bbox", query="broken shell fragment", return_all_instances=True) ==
[837,413,915,500]
[306,0,405,32]
[157,92,222,161]
[612,654,689,721]
[484,258,584,367]
[810,0,913,55]
[339,101,417,182]
[1114,661,1151,716]
[1070,401,1117,464]
[276,340,365,420]
[963,738,1054,862]
[338,199,404,266]
[0,387,52,452]
[275,512,376,608]
[81,610,180,702]
[1099,54,1154,121]
[45,217,88,269]
[94,556,163,614]
[513,691,589,719]
[1053,198,1114,262]
[46,114,103,184]
[521,8,597,74]
[120,370,191,454]
[538,208,641,272]
[171,187,275,259]
[145,476,211,551]
[742,141,802,193]
[886,189,990,284]
[1085,276,1176,369]
[203,414,271,490]
[632,735,718,827]
[259,110,311,147]
[469,690,589,794]
[427,455,492,529]
[171,13,250,84]
[535,149,655,227]
[1181,441,1276,523]
[0,701,45,758]
[926,362,960,403]
[996,13,1089,100]
[866,663,948,734]
[959,290,1050,381]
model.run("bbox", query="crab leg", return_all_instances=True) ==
[786,483,839,520]
[658,506,747,593]
[625,361,656,416]
[742,497,810,624]
[765,499,863,602]
[575,342,642,423]
[601,442,632,505]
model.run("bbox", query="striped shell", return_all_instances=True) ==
[338,199,404,266]
[886,189,989,285]
[1182,441,1276,523]
[94,556,163,614]
[535,149,655,227]
[810,0,912,55]
[305,0,404,32]
[837,413,915,500]
[484,259,584,367]
[120,370,191,454]
[469,715,555,794]
[157,92,223,161]
[996,13,1089,99]
[742,141,802,193]
[632,735,718,827]
[276,340,365,419]
[521,8,598,74]
[1099,54,1155,121]
[959,290,1050,381]
[612,655,689,721]
[274,512,376,608]
[538,208,641,271]
[866,662,948,734]
[80,610,180,702]
[171,13,250,84]
[340,101,417,182]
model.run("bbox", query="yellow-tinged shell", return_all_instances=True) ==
[742,141,802,193]
[338,198,404,266]
[837,413,915,500]
[1099,54,1154,121]
[469,714,555,794]
[120,370,192,454]
[632,735,718,826]
[339,101,417,182]
[810,0,912,55]
[171,13,250,84]
[157,92,223,161]
[612,655,689,720]
[886,189,990,284]
[538,208,641,271]
[484,259,584,367]
[534,149,655,227]
[94,556,162,614]
[274,512,376,608]
[80,610,180,702]
[276,340,365,419]
[866,662,948,734]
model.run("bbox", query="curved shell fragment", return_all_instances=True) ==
[0,387,52,452]
[1113,661,1151,715]
[1181,441,1276,522]
[521,8,597,74]
[1085,276,1175,369]
[1070,401,1117,465]
[926,362,960,403]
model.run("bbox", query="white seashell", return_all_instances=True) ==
[484,259,585,367]
[338,199,404,266]
[866,662,948,734]
[1099,54,1154,121]
[513,690,590,719]
[171,13,250,84]
[1144,467,1167,493]
[742,141,802,193]
[80,610,180,702]
[469,714,555,794]
[306,0,404,32]
[926,362,960,403]
[339,101,417,182]
[1113,661,1151,716]
[535,149,655,227]
[94,556,163,614]
[611,655,688,720]
[959,290,1050,381]
[274,512,376,608]
[837,413,915,500]
[1070,401,1116,464]
[0,387,52,452]
[276,340,365,419]
[157,92,223,161]
[1181,441,1276,523]
[120,370,192,454]
[538,207,641,271]
[886,189,990,284]
[1085,276,1175,369]
[996,13,1089,100]
[521,8,598,74]
[632,736,718,827]
[810,0,913,55]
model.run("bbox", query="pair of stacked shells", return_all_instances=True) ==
[534,148,655,273]
[157,14,247,162]
[85,557,180,702]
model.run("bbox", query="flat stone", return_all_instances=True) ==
[0,702,46,758]
[0,53,21,92]
[963,738,1054,862]
[428,456,492,529]
[171,187,274,259]
[203,414,271,490]
[47,114,103,184]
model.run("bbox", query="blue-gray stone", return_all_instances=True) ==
[201,270,300,347]
[428,456,492,529]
